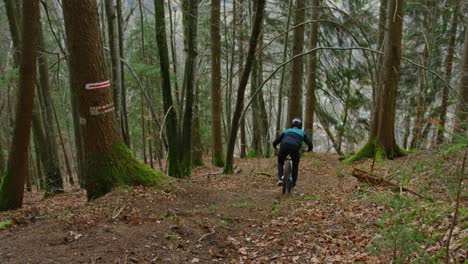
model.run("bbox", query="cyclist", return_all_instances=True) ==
[272,118,313,189]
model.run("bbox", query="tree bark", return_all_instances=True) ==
[0,0,39,211]
[436,0,460,144]
[154,0,182,177]
[192,82,204,166]
[211,0,224,167]
[304,0,320,140]
[62,0,162,199]
[286,0,306,123]
[224,0,266,174]
[453,14,468,137]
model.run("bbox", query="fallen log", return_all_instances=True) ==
[352,168,433,202]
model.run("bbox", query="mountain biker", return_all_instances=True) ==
[272,118,313,189]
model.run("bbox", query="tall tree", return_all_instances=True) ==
[116,0,130,147]
[224,0,266,174]
[286,0,306,123]
[370,0,388,139]
[410,0,434,149]
[154,0,182,177]
[210,0,224,167]
[436,0,460,144]
[37,21,64,192]
[348,0,405,162]
[453,14,468,137]
[104,0,122,124]
[0,0,40,210]
[237,0,247,158]
[62,0,163,199]
[179,0,199,176]
[304,0,320,139]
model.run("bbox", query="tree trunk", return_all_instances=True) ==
[2,0,21,63]
[251,59,263,157]
[179,0,199,176]
[116,0,130,147]
[276,0,293,135]
[167,0,181,112]
[304,0,320,139]
[410,0,433,149]
[192,82,204,166]
[105,0,122,123]
[453,15,468,137]
[402,113,411,149]
[38,21,64,192]
[154,0,182,177]
[62,0,163,200]
[348,0,404,163]
[210,0,224,167]
[0,0,39,211]
[286,0,306,123]
[370,0,388,138]
[224,0,266,174]
[437,1,460,143]
[237,0,247,158]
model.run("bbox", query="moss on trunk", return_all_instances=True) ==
[345,140,406,164]
[85,143,166,200]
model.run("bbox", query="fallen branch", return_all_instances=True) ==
[352,168,433,201]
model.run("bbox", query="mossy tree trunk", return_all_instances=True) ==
[210,0,225,167]
[224,0,266,174]
[0,0,40,211]
[347,0,405,163]
[62,0,163,200]
[154,0,182,177]
[286,0,305,123]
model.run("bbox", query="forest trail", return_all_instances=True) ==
[0,153,461,263]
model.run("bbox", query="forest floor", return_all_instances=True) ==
[0,152,466,263]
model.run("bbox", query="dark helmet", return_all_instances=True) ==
[291,118,302,129]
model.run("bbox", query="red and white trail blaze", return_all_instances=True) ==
[85,80,111,90]
[89,103,114,116]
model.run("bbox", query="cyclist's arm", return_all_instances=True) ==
[303,134,313,151]
[272,133,285,149]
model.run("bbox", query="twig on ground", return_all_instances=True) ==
[112,207,125,219]
[255,171,272,177]
[198,226,217,242]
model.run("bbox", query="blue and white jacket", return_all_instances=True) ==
[272,127,313,151]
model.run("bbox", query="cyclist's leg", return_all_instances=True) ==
[277,146,287,180]
[290,149,300,187]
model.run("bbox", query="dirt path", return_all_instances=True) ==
[0,154,385,263]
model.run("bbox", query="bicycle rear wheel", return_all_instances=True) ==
[282,160,292,194]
